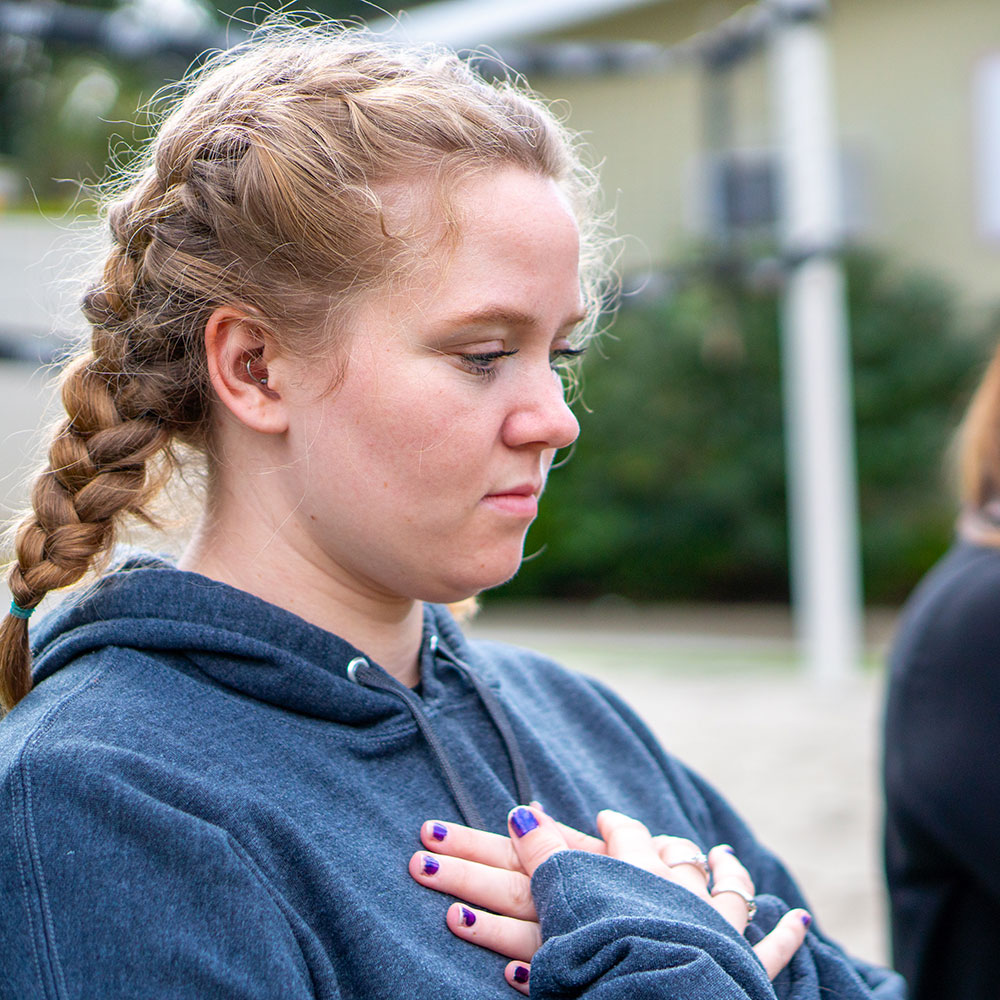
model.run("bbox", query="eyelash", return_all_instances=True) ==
[459,349,518,380]
[458,347,587,381]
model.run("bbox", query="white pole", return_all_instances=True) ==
[768,0,863,680]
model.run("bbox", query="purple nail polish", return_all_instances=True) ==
[801,913,812,928]
[509,806,539,838]
[459,906,476,927]
[431,822,448,842]
[421,855,440,876]
[512,965,530,984]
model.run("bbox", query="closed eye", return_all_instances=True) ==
[550,346,586,369]
[458,349,519,380]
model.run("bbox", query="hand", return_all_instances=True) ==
[410,807,810,994]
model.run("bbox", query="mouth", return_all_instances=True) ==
[482,483,541,518]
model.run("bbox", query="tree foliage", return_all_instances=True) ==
[0,0,431,205]
[499,252,995,604]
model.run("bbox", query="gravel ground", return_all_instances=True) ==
[466,601,899,970]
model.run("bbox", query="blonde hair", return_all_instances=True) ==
[0,20,612,712]
[958,342,1000,539]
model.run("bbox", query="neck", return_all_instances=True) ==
[179,497,425,688]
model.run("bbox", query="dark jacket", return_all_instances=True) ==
[884,540,1000,999]
[0,555,904,998]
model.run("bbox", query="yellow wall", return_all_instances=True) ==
[526,0,1000,307]
[832,0,998,306]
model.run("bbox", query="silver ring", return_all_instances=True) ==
[245,355,268,386]
[667,851,709,876]
[710,885,758,921]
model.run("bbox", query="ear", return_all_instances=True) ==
[204,307,288,435]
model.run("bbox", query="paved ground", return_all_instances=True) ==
[466,601,898,969]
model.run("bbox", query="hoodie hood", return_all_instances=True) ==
[30,553,485,727]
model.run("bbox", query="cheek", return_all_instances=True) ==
[350,390,483,488]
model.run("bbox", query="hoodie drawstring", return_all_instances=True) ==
[345,638,532,830]
[432,641,534,809]
[346,656,486,829]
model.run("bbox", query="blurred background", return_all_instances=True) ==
[2,0,999,968]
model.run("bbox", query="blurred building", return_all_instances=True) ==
[390,0,1000,308]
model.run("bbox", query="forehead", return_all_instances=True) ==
[380,167,583,315]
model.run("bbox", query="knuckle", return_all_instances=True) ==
[507,872,535,916]
[599,808,648,834]
[713,871,756,898]
[661,836,699,857]
[503,840,521,871]
[624,816,652,836]
[519,834,564,873]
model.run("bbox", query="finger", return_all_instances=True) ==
[753,909,811,980]
[508,805,569,877]
[421,821,520,871]
[421,818,604,871]
[504,961,532,996]
[653,835,709,894]
[446,902,542,962]
[408,851,537,920]
[707,845,757,933]
[596,809,671,878]
[555,821,606,854]
[531,799,606,854]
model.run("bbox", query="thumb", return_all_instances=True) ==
[508,805,570,877]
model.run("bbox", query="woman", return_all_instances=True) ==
[884,341,1000,999]
[0,22,902,999]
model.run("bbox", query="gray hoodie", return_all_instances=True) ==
[0,556,903,999]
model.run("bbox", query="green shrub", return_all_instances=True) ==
[498,251,994,604]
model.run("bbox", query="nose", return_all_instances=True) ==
[501,366,580,452]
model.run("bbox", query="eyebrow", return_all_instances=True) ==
[441,306,588,332]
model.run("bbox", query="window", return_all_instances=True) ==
[974,54,1000,244]
[694,148,867,243]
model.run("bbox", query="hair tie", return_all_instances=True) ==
[9,600,34,620]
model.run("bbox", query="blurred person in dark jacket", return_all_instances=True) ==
[884,339,1000,999]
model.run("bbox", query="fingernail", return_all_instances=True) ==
[801,913,812,928]
[509,806,539,838]
[421,854,440,876]
[459,906,476,927]
[722,845,735,855]
[512,965,530,984]
[430,822,448,842]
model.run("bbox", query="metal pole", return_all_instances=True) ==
[768,0,863,680]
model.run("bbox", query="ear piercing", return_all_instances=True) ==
[245,355,268,386]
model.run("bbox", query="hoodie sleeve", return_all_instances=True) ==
[557,679,907,1000]
[0,744,331,1000]
[527,850,904,1000]
[528,851,773,998]
[677,766,905,999]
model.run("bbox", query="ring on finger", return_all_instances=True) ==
[710,884,758,921]
[667,851,709,876]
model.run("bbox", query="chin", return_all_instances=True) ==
[422,551,525,606]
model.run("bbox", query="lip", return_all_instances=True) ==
[482,482,541,518]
